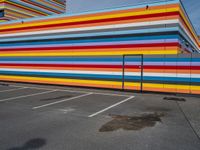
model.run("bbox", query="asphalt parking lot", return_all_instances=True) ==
[0,82,199,150]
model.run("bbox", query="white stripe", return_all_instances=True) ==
[0,68,123,75]
[0,19,179,38]
[1,68,199,78]
[88,96,135,117]
[191,74,200,78]
[143,72,184,78]
[0,90,57,102]
[32,92,93,109]
[0,87,26,93]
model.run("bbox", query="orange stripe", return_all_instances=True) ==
[0,78,122,89]
[0,47,177,54]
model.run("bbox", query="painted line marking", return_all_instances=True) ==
[88,96,135,118]
[0,87,27,93]
[10,85,89,94]
[33,92,93,109]
[93,92,130,97]
[9,84,130,97]
[0,90,57,102]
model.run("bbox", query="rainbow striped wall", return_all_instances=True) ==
[0,0,200,94]
[0,0,66,21]
[0,54,199,94]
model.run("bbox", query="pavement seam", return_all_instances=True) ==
[176,101,200,142]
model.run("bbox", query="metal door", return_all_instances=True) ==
[123,55,143,92]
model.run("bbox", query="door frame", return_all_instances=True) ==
[122,54,144,92]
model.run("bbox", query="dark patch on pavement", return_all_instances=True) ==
[99,113,164,132]
[146,106,171,112]
[7,138,46,150]
[0,83,9,86]
[40,95,72,101]
[163,97,186,102]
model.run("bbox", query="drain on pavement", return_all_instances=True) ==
[163,97,186,102]
[99,112,164,132]
[40,95,72,101]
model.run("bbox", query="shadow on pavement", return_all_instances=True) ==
[7,138,46,150]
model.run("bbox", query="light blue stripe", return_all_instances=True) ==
[0,35,178,47]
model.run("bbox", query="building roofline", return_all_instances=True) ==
[0,0,179,24]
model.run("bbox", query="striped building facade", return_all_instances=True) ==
[0,0,200,94]
[0,0,66,22]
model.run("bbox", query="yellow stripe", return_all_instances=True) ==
[144,83,200,90]
[0,75,121,86]
[0,50,179,57]
[0,75,199,92]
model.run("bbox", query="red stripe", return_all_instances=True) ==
[0,64,122,68]
[143,65,199,70]
[0,11,179,32]
[0,64,199,70]
[0,42,180,51]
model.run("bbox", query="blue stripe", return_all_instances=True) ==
[0,70,200,82]
[0,35,178,47]
[0,57,197,63]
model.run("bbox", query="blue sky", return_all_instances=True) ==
[68,0,200,35]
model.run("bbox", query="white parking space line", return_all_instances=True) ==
[0,90,57,102]
[0,87,27,93]
[88,96,135,118]
[32,92,93,109]
[8,84,130,97]
[10,85,89,94]
[93,92,130,97]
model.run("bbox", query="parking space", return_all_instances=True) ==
[0,84,24,92]
[6,90,86,108]
[0,82,199,150]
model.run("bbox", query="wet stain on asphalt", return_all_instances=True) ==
[0,83,9,86]
[146,106,171,112]
[40,95,72,101]
[99,113,164,132]
[163,97,186,102]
